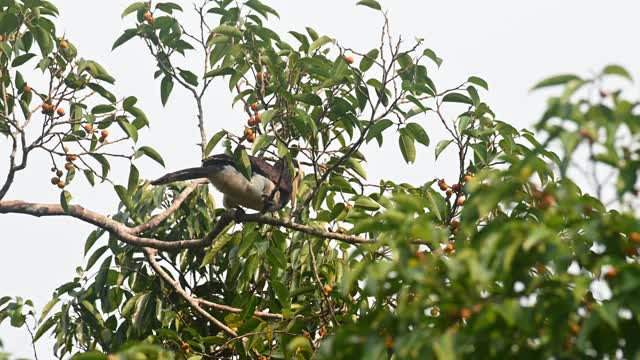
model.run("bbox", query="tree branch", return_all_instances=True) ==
[143,247,238,336]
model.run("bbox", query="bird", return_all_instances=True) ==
[151,154,299,212]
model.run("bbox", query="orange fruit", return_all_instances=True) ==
[460,308,472,320]
[251,102,258,111]
[57,181,66,189]
[244,128,254,137]
[437,180,448,191]
[344,56,354,64]
[323,284,332,294]
[64,162,74,171]
[630,232,640,244]
[247,117,257,127]
[255,112,262,123]
[100,129,109,138]
[23,85,31,93]
[83,124,93,133]
[56,107,65,116]
[59,40,69,49]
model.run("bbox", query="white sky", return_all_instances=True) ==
[1,1,639,358]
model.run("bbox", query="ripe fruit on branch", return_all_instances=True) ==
[23,85,31,93]
[247,117,257,127]
[84,124,93,133]
[437,179,448,191]
[59,40,69,49]
[344,56,354,64]
[64,162,74,171]
[57,181,66,189]
[251,102,258,111]
[56,107,65,116]
[255,112,262,123]
[101,129,109,138]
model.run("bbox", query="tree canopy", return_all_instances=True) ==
[1,1,640,359]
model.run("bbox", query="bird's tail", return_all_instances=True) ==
[151,167,212,185]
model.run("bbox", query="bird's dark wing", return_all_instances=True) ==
[151,167,213,185]
[249,156,294,208]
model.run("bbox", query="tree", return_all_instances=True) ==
[1,0,640,359]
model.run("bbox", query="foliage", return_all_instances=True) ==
[1,0,640,359]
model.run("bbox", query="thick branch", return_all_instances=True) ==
[197,299,284,320]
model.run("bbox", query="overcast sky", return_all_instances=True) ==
[2,1,640,358]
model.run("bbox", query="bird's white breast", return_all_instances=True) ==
[207,165,277,211]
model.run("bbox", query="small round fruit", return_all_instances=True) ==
[51,177,59,185]
[345,203,352,211]
[247,134,256,143]
[446,189,453,197]
[244,128,254,137]
[630,232,640,244]
[42,103,51,112]
[437,180,448,191]
[64,146,70,153]
[56,107,65,116]
[64,162,74,171]
[456,197,466,206]
[460,308,472,320]
[451,183,461,192]
[255,112,262,123]
[247,117,257,127]
[50,167,57,172]
[181,343,189,351]
[100,129,109,138]
[83,124,93,133]
[445,242,455,253]
[450,219,460,228]
[569,322,580,336]
[605,267,618,279]
[344,56,354,64]
[256,72,264,81]
[57,181,66,189]
[56,170,63,177]
[430,308,439,316]
[323,284,332,294]
[99,136,106,144]
[59,40,69,49]
[337,227,346,234]
[251,102,258,111]
[463,175,473,183]
[23,85,31,93]
[69,155,78,161]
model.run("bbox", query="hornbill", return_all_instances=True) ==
[151,154,299,212]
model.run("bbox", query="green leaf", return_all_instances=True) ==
[160,76,173,106]
[91,104,115,115]
[435,139,453,159]
[309,35,334,53]
[83,169,95,186]
[531,74,582,90]
[60,191,72,214]
[112,28,138,50]
[359,48,379,72]
[365,119,393,144]
[405,123,430,146]
[423,48,443,67]
[89,153,111,180]
[442,93,473,105]
[345,158,367,179]
[122,2,147,18]
[38,297,59,323]
[425,188,447,222]
[294,93,322,106]
[260,109,277,126]
[87,83,116,103]
[128,164,139,194]
[234,147,252,180]
[204,67,235,78]
[266,246,287,269]
[114,185,134,212]
[271,280,290,308]
[33,317,56,342]
[245,0,280,18]
[356,0,382,11]
[33,26,53,56]
[252,135,274,155]
[211,25,242,38]
[467,76,488,90]
[205,131,226,156]
[117,118,139,142]
[11,53,36,67]
[179,69,199,86]
[136,146,165,167]
[354,196,380,211]
[603,64,632,81]
[399,134,416,164]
